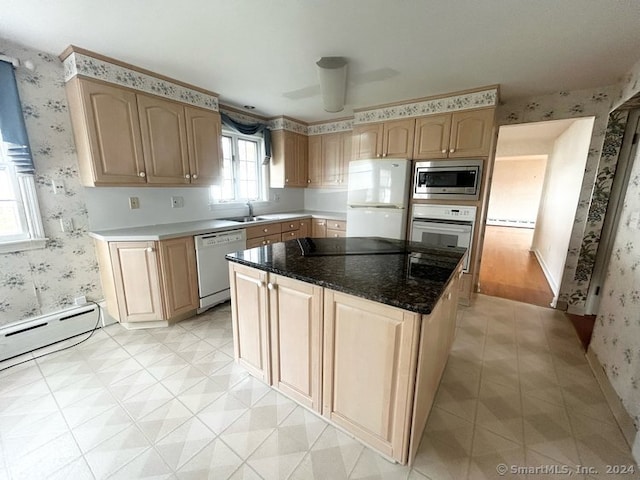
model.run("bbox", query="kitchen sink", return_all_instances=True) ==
[222,216,269,223]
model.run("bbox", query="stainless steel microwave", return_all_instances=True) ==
[413,159,483,200]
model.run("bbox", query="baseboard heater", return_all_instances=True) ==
[0,303,102,363]
[487,218,535,228]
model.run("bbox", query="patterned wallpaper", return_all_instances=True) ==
[63,52,219,111]
[267,116,308,134]
[0,38,101,329]
[497,85,619,312]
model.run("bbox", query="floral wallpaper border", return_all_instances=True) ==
[308,119,354,135]
[63,52,219,111]
[354,88,498,124]
[268,116,308,134]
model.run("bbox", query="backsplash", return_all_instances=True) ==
[0,37,101,328]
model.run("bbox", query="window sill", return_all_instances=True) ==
[0,238,48,254]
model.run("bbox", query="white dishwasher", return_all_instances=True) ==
[195,229,246,312]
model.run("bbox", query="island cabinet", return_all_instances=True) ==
[413,108,495,159]
[95,236,199,327]
[228,263,323,408]
[323,290,421,462]
[352,118,415,160]
[227,253,463,465]
[270,130,308,187]
[66,77,222,187]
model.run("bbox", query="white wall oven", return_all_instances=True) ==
[410,204,477,272]
[413,159,483,201]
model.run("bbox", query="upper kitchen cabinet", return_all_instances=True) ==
[137,94,191,185]
[413,108,495,159]
[307,131,352,188]
[184,106,223,185]
[66,77,147,185]
[65,77,222,186]
[270,129,308,187]
[352,118,415,160]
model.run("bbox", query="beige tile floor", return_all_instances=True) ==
[0,295,636,480]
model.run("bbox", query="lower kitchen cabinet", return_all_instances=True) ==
[269,274,323,411]
[97,236,199,327]
[228,263,271,382]
[312,218,327,237]
[326,219,347,238]
[323,290,420,462]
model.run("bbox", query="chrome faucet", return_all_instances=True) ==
[247,200,254,217]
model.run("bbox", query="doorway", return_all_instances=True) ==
[479,117,595,308]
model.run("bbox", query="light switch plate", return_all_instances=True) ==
[60,218,73,232]
[51,180,65,195]
[129,197,140,209]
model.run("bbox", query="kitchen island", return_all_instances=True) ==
[226,237,465,465]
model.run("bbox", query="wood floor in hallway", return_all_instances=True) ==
[478,225,554,308]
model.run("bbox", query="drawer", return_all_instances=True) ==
[246,222,282,239]
[327,220,346,231]
[246,233,282,248]
[326,228,346,238]
[282,230,301,240]
[281,220,301,232]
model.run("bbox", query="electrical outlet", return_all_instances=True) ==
[74,296,87,306]
[129,196,140,209]
[51,180,65,195]
[171,196,184,208]
[60,218,74,232]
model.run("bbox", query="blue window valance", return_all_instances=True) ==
[0,60,34,174]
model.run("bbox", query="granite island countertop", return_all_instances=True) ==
[226,237,466,315]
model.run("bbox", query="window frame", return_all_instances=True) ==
[0,149,46,254]
[212,129,268,204]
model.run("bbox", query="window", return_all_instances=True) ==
[212,131,267,202]
[0,59,46,253]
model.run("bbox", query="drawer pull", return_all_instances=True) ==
[146,247,153,252]
[267,282,276,291]
[138,171,146,178]
[185,174,191,179]
[263,228,268,233]
[192,174,198,179]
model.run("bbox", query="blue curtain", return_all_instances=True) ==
[220,112,271,164]
[0,60,34,174]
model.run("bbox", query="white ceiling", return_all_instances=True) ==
[2,0,640,123]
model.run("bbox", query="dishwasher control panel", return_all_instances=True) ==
[196,230,246,248]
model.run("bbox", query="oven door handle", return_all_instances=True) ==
[412,222,470,234]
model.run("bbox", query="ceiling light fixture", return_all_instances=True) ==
[243,105,255,110]
[316,57,348,113]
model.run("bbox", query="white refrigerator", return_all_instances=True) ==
[346,158,412,239]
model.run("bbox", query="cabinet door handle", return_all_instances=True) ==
[307,179,311,183]
[441,149,447,154]
[267,282,277,291]
[376,154,381,158]
[146,247,153,252]
[192,174,198,179]
[382,153,387,157]
[263,228,268,233]
[285,178,289,183]
[261,240,267,245]
[185,174,191,179]
[450,148,455,153]
[139,171,146,178]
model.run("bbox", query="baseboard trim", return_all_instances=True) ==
[586,346,638,462]
[532,248,559,296]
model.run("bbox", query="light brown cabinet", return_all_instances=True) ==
[413,108,494,159]
[271,130,308,187]
[323,290,420,462]
[307,132,352,187]
[326,219,347,238]
[97,236,198,326]
[269,274,323,411]
[66,77,222,186]
[352,119,415,160]
[228,262,461,464]
[312,218,327,237]
[229,263,271,382]
[244,219,310,248]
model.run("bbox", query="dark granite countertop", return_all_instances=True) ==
[226,237,466,315]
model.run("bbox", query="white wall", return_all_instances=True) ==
[304,188,348,213]
[532,117,595,295]
[86,186,305,230]
[487,155,547,226]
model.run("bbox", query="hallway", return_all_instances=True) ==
[479,226,554,308]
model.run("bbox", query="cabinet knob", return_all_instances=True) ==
[262,240,267,245]
[307,179,311,183]
[146,247,153,252]
[441,149,447,154]
[289,224,294,228]
[376,154,381,158]
[285,178,289,183]
[450,148,455,153]
[192,174,198,179]
[185,174,191,179]
[266,240,272,244]
[333,233,339,237]
[263,228,268,233]
[382,153,387,157]
[138,171,146,178]
[267,282,277,291]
